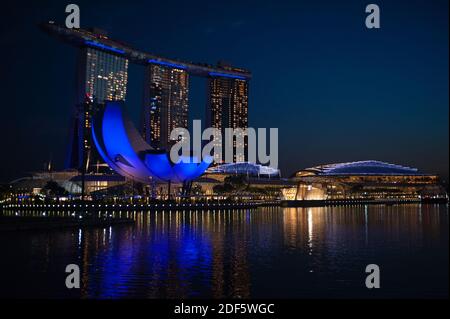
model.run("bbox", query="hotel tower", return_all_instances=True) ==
[69,45,129,170]
[206,66,249,163]
[142,64,189,150]
[41,22,250,170]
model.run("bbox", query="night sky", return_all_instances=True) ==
[0,0,448,182]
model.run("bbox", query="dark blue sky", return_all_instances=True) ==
[0,0,448,182]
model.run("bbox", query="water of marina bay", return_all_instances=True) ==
[0,204,448,299]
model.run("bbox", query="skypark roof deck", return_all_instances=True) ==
[40,22,251,79]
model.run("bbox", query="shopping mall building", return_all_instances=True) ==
[282,160,447,203]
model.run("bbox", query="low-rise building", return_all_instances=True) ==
[282,160,447,203]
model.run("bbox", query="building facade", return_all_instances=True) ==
[142,64,189,150]
[67,46,129,170]
[206,72,249,163]
[283,160,447,202]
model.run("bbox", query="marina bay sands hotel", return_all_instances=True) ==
[41,22,251,170]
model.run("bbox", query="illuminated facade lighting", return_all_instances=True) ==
[84,40,125,54]
[284,160,446,201]
[66,46,129,170]
[206,76,249,163]
[142,64,189,150]
[209,72,246,80]
[147,59,187,70]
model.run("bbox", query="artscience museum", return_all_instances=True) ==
[91,101,212,185]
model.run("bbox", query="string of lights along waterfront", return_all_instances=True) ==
[40,22,251,170]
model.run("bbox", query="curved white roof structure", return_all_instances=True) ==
[207,162,280,177]
[297,160,422,176]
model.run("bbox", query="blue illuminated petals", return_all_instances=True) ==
[173,156,213,182]
[101,103,154,182]
[191,156,213,180]
[91,117,125,176]
[144,153,175,182]
[173,162,198,182]
[93,102,210,183]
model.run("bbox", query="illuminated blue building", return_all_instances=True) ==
[92,101,212,184]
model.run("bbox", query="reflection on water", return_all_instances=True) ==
[0,204,448,298]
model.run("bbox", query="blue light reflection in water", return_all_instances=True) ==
[0,205,448,298]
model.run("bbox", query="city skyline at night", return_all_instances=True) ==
[0,0,448,182]
[40,22,251,168]
[0,0,448,305]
